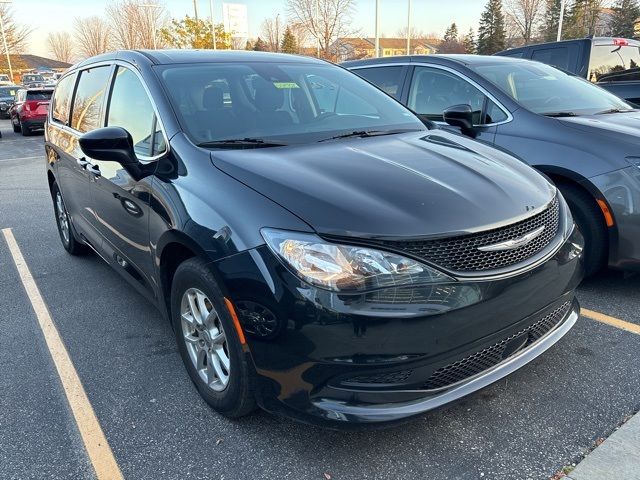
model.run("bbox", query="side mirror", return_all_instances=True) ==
[443,104,477,138]
[79,127,138,166]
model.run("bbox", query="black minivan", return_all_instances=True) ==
[45,50,583,427]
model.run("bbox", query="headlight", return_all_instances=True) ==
[262,228,454,292]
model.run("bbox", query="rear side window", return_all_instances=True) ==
[71,66,112,133]
[106,66,164,158]
[501,51,525,58]
[354,66,405,99]
[532,47,570,71]
[52,74,77,125]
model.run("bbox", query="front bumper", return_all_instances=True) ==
[214,227,584,427]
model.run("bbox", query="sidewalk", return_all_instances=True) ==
[565,412,640,480]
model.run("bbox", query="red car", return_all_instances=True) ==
[10,88,53,136]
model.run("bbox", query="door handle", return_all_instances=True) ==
[77,157,101,177]
[76,157,91,167]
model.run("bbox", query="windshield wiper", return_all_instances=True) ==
[543,111,578,117]
[197,138,287,148]
[595,108,636,114]
[317,128,420,143]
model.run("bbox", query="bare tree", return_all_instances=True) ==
[106,0,168,49]
[396,26,426,39]
[503,0,546,45]
[0,4,32,55]
[47,32,74,63]
[261,16,282,52]
[287,0,357,60]
[289,22,309,52]
[74,16,112,58]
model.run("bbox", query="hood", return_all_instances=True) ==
[210,131,555,239]
[558,112,640,144]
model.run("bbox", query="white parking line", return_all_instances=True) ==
[1,228,123,480]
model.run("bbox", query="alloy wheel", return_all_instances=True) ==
[180,288,231,391]
[55,191,70,245]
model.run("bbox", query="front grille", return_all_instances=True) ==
[344,370,414,385]
[373,196,560,273]
[421,301,572,391]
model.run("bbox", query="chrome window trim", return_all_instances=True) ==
[349,62,514,127]
[48,59,170,164]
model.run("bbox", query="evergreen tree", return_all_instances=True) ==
[541,0,563,41]
[253,37,269,51]
[280,26,298,54]
[245,39,254,50]
[443,23,459,43]
[463,27,476,54]
[565,0,602,38]
[610,0,640,38]
[477,0,506,54]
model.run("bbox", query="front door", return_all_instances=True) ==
[90,65,167,296]
[405,66,505,144]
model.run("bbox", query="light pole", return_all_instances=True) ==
[374,0,380,58]
[557,0,566,42]
[406,0,412,55]
[140,3,161,49]
[0,0,13,82]
[209,0,216,50]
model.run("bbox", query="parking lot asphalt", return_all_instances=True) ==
[1,118,639,480]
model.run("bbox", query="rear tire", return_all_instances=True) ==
[171,258,256,418]
[557,183,608,277]
[51,181,88,256]
[20,121,30,136]
[12,117,20,132]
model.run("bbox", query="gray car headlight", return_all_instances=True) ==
[262,228,454,292]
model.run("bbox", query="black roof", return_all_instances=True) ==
[342,54,529,68]
[74,49,327,71]
[497,36,640,55]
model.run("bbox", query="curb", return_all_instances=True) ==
[564,412,640,480]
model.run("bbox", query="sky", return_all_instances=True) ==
[12,0,486,58]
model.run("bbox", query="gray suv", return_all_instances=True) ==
[345,55,640,275]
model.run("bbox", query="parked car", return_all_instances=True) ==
[0,73,12,86]
[21,73,46,88]
[345,55,640,276]
[0,85,18,118]
[496,37,640,105]
[10,87,53,135]
[45,50,583,427]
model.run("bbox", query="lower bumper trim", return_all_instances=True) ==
[312,303,579,423]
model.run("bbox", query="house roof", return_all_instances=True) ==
[0,54,72,72]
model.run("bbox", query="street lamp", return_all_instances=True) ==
[0,0,13,82]
[139,3,161,49]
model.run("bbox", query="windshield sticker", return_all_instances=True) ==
[273,82,300,89]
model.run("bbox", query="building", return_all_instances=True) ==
[335,37,439,62]
[0,55,72,83]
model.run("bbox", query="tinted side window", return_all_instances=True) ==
[107,66,163,157]
[52,74,77,125]
[501,51,525,58]
[532,47,569,70]
[354,66,405,99]
[408,67,485,123]
[71,66,112,133]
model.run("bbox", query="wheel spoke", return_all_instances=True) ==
[213,345,230,371]
[196,347,207,370]
[181,311,196,327]
[210,330,225,345]
[186,292,201,324]
[183,332,199,345]
[195,291,210,322]
[209,350,228,384]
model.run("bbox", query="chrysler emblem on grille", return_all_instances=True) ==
[477,225,545,252]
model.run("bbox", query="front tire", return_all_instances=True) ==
[558,183,608,277]
[52,181,88,255]
[171,258,256,418]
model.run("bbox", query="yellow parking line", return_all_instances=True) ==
[1,228,123,480]
[582,308,640,335]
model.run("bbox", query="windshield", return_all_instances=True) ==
[158,62,424,147]
[23,75,44,82]
[0,75,9,81]
[0,87,16,97]
[472,61,632,115]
